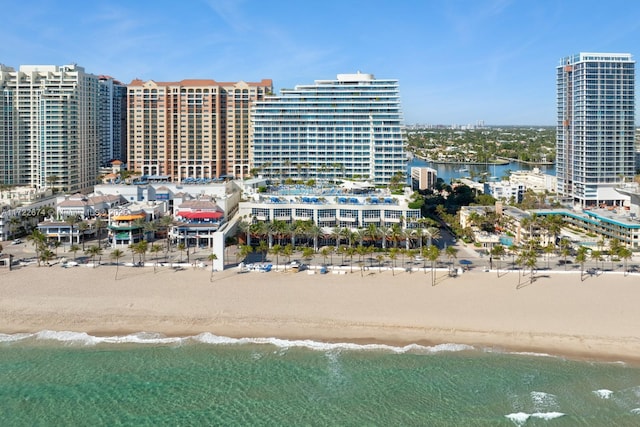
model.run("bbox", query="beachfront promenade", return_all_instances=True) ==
[2,236,639,277]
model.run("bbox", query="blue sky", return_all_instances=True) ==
[2,0,639,125]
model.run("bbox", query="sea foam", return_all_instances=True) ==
[505,412,565,425]
[0,330,475,354]
[193,332,475,354]
[593,389,614,399]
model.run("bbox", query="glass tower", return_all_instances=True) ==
[251,72,407,185]
[556,53,635,207]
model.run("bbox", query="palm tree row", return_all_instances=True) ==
[239,218,441,253]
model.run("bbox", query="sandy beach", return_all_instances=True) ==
[1,262,639,363]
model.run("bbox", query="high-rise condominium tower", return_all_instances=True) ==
[556,53,635,207]
[252,72,407,185]
[0,64,99,192]
[127,78,272,182]
[98,76,127,166]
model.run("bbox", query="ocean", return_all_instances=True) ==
[1,332,639,426]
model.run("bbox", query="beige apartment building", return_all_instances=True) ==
[127,78,272,182]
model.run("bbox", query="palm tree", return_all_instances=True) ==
[307,223,323,252]
[388,248,399,276]
[608,239,622,270]
[388,224,403,248]
[491,244,505,277]
[40,249,55,266]
[94,218,106,248]
[345,246,357,273]
[618,247,632,276]
[8,216,21,240]
[320,246,332,268]
[208,253,218,281]
[237,217,251,246]
[143,220,158,242]
[590,250,603,271]
[177,242,186,263]
[270,244,283,271]
[356,245,368,276]
[576,247,588,281]
[364,223,380,248]
[52,240,62,256]
[257,240,269,262]
[159,215,175,254]
[445,246,458,269]
[69,244,81,262]
[302,247,315,269]
[77,221,89,250]
[425,226,441,248]
[543,243,554,269]
[524,249,538,285]
[560,240,571,271]
[26,229,47,266]
[110,249,124,279]
[376,254,385,272]
[150,243,162,272]
[283,244,294,270]
[85,245,103,268]
[237,244,254,263]
[135,240,149,265]
[406,249,417,273]
[426,244,440,286]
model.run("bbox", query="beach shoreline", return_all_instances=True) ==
[1,263,640,365]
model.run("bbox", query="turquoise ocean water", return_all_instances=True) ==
[1,332,639,426]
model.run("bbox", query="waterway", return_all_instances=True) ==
[408,158,556,184]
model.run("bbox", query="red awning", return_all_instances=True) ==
[177,211,223,219]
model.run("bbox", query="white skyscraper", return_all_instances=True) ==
[0,64,99,192]
[556,53,636,207]
[252,72,407,185]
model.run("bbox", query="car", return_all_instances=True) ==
[11,239,22,245]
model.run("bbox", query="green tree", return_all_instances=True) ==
[576,247,588,281]
[77,221,89,251]
[618,247,633,276]
[491,244,505,277]
[376,254,385,272]
[237,244,254,263]
[270,244,283,271]
[426,245,441,286]
[26,229,47,266]
[388,248,399,276]
[40,248,55,266]
[356,245,368,276]
[110,249,124,279]
[208,253,218,282]
[85,245,103,268]
[283,244,294,270]
[177,242,186,263]
[150,243,162,272]
[302,247,315,267]
[320,246,333,268]
[445,246,458,268]
[69,244,81,262]
[257,240,269,262]
[94,218,106,248]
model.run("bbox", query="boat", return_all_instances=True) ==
[458,167,469,173]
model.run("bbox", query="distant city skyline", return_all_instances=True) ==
[1,0,639,125]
